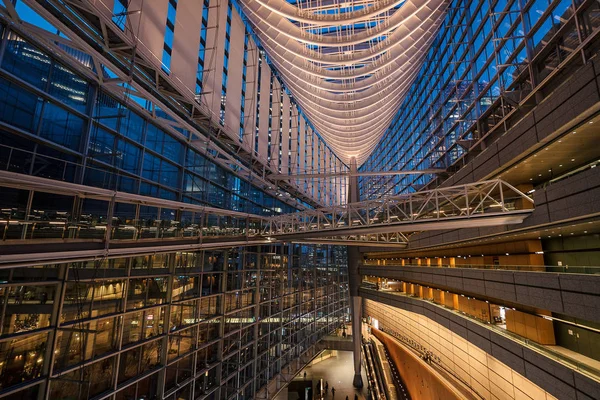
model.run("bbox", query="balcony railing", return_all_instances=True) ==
[361,262,600,275]
[362,286,600,381]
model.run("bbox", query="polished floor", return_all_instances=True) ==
[275,350,368,400]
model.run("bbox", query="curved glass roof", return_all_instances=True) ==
[238,0,447,165]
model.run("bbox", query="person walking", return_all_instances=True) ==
[303,371,307,380]
[325,381,329,393]
[331,387,335,397]
[346,396,349,400]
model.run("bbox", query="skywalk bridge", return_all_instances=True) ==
[263,179,534,243]
[0,171,534,265]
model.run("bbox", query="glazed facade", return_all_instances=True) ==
[0,0,349,399]
[0,245,348,400]
[359,0,600,198]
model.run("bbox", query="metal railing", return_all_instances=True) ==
[0,146,538,248]
[265,179,534,238]
[361,262,600,275]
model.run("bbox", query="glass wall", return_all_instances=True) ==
[0,9,350,400]
[0,245,348,400]
[0,26,297,216]
[359,0,600,199]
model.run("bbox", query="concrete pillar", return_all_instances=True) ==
[347,157,363,388]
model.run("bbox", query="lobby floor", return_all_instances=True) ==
[275,350,369,400]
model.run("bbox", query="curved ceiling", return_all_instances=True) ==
[238,0,448,165]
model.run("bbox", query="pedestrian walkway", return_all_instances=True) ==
[276,351,368,400]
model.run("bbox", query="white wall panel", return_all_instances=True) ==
[242,38,259,153]
[257,65,271,164]
[202,0,226,120]
[171,0,202,93]
[299,117,306,174]
[128,0,168,70]
[281,94,290,174]
[290,105,299,176]
[271,80,282,171]
[224,11,245,141]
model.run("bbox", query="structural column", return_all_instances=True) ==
[348,157,363,388]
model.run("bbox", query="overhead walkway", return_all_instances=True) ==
[264,179,534,240]
[0,171,535,260]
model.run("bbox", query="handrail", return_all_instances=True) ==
[361,263,600,275]
[266,179,534,237]
[362,287,600,381]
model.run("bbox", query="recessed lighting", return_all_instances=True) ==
[584,231,588,233]
[558,140,562,143]
[570,233,574,235]
[545,148,549,150]
[589,121,593,124]
[571,159,575,161]
[529,178,533,181]
[559,164,563,167]
[572,131,577,134]
[539,174,542,176]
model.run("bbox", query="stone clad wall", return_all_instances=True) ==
[364,299,559,400]
[371,327,464,400]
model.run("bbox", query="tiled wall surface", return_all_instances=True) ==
[360,265,600,323]
[361,290,600,400]
[364,299,558,400]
